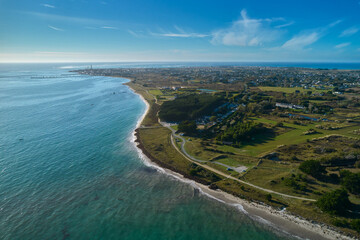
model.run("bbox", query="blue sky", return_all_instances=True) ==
[0,0,359,62]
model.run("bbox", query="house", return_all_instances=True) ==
[276,102,305,109]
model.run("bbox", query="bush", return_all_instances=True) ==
[316,189,351,215]
[283,177,307,191]
[331,218,349,228]
[178,120,197,135]
[355,160,360,168]
[189,169,197,176]
[266,194,272,201]
[339,170,360,195]
[351,219,360,233]
[299,160,325,178]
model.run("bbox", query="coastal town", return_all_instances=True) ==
[77,66,360,238]
[77,66,360,91]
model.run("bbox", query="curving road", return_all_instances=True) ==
[158,121,316,202]
[149,92,316,202]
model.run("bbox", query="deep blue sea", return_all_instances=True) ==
[1,62,355,240]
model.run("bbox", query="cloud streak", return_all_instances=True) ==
[42,4,55,8]
[282,32,319,49]
[151,26,208,38]
[274,21,294,29]
[281,20,341,50]
[340,27,359,37]
[23,11,111,26]
[154,32,208,38]
[335,42,350,49]
[211,9,284,46]
[101,26,118,29]
[48,25,64,31]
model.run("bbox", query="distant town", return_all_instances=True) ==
[77,66,360,92]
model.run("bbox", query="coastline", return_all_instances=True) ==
[125,81,357,240]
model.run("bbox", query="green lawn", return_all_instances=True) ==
[217,116,360,157]
[216,157,255,168]
[258,86,331,94]
[148,89,163,96]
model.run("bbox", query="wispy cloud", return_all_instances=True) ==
[151,26,208,38]
[23,12,111,26]
[340,27,359,37]
[48,25,64,31]
[41,4,55,8]
[211,9,284,46]
[274,21,294,29]
[101,26,118,30]
[128,30,141,37]
[281,20,341,50]
[335,42,350,49]
[155,32,208,38]
[282,32,319,49]
[328,20,343,28]
[128,30,150,38]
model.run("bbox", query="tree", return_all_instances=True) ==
[316,189,351,215]
[299,160,325,178]
[266,194,272,202]
[340,170,360,195]
[217,121,263,143]
[159,94,224,122]
[178,120,197,135]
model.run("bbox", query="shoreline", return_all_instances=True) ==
[126,80,356,240]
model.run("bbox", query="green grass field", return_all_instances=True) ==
[227,116,360,157]
[148,89,163,96]
[258,86,331,94]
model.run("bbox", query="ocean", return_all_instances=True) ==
[1,62,354,240]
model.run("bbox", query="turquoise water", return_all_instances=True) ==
[0,63,295,240]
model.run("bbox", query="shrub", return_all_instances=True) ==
[316,189,351,215]
[266,194,272,201]
[299,160,325,178]
[351,219,360,233]
[339,170,360,195]
[283,177,306,191]
[331,218,349,228]
[178,120,197,135]
[355,160,360,168]
[189,169,197,176]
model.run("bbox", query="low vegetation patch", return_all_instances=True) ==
[316,189,351,215]
[159,94,224,122]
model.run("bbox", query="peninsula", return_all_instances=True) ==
[76,66,360,239]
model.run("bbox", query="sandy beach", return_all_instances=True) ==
[126,83,357,240]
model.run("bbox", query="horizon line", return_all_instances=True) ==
[1,60,360,64]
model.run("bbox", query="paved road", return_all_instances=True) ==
[148,93,316,202]
[169,134,316,201]
[158,122,315,202]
